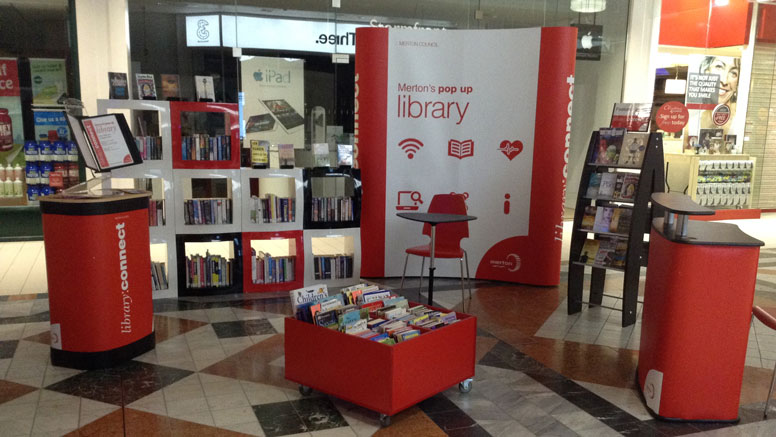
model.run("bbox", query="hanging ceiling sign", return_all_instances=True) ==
[185,15,221,47]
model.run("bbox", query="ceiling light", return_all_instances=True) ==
[570,0,607,13]
[714,0,730,6]
[665,79,687,95]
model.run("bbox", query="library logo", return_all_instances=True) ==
[498,140,523,161]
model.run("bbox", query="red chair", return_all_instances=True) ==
[753,306,776,417]
[399,193,472,302]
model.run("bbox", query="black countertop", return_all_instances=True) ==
[652,217,764,247]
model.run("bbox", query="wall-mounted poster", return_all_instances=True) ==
[0,58,23,148]
[29,58,67,106]
[685,54,741,141]
[241,56,305,149]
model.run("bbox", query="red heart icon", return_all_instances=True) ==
[499,140,523,160]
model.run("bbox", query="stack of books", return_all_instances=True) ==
[250,194,295,223]
[581,205,633,235]
[185,250,233,288]
[183,198,232,225]
[579,237,628,269]
[181,135,231,161]
[291,283,459,345]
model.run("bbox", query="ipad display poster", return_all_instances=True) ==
[241,57,305,149]
[356,27,577,286]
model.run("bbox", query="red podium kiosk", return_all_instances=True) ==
[40,190,155,369]
[638,193,763,421]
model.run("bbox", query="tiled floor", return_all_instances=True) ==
[1,215,776,435]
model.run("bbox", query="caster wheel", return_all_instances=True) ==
[379,413,391,427]
[298,385,313,396]
[459,379,473,393]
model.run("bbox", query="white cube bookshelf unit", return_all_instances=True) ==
[97,99,363,298]
[241,168,303,232]
[303,228,361,289]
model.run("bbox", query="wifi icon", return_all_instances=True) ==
[398,138,423,159]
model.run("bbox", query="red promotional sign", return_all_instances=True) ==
[656,101,689,133]
[713,104,731,126]
[0,59,20,97]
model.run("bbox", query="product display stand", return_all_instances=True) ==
[637,192,763,421]
[567,131,665,327]
[284,302,476,427]
[40,187,154,369]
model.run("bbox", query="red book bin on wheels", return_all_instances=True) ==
[285,303,476,426]
[40,191,155,370]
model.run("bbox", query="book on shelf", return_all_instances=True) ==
[195,75,215,101]
[617,132,648,167]
[593,206,614,233]
[135,135,162,160]
[250,194,295,223]
[579,240,600,265]
[185,250,233,289]
[151,261,168,291]
[136,74,157,100]
[581,206,596,230]
[597,172,617,198]
[609,208,632,234]
[586,173,601,198]
[592,128,626,165]
[108,72,129,99]
[148,199,165,226]
[278,143,295,168]
[184,198,232,225]
[337,144,353,167]
[181,135,231,161]
[594,237,618,267]
[251,248,295,284]
[314,254,354,280]
[612,174,624,199]
[313,143,330,167]
[250,140,269,168]
[610,103,651,132]
[160,74,181,99]
[619,174,639,200]
[311,196,354,223]
[611,240,628,269]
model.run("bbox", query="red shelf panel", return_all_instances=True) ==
[284,304,476,416]
[242,231,304,293]
[171,101,240,169]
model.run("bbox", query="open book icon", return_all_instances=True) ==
[448,139,474,159]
